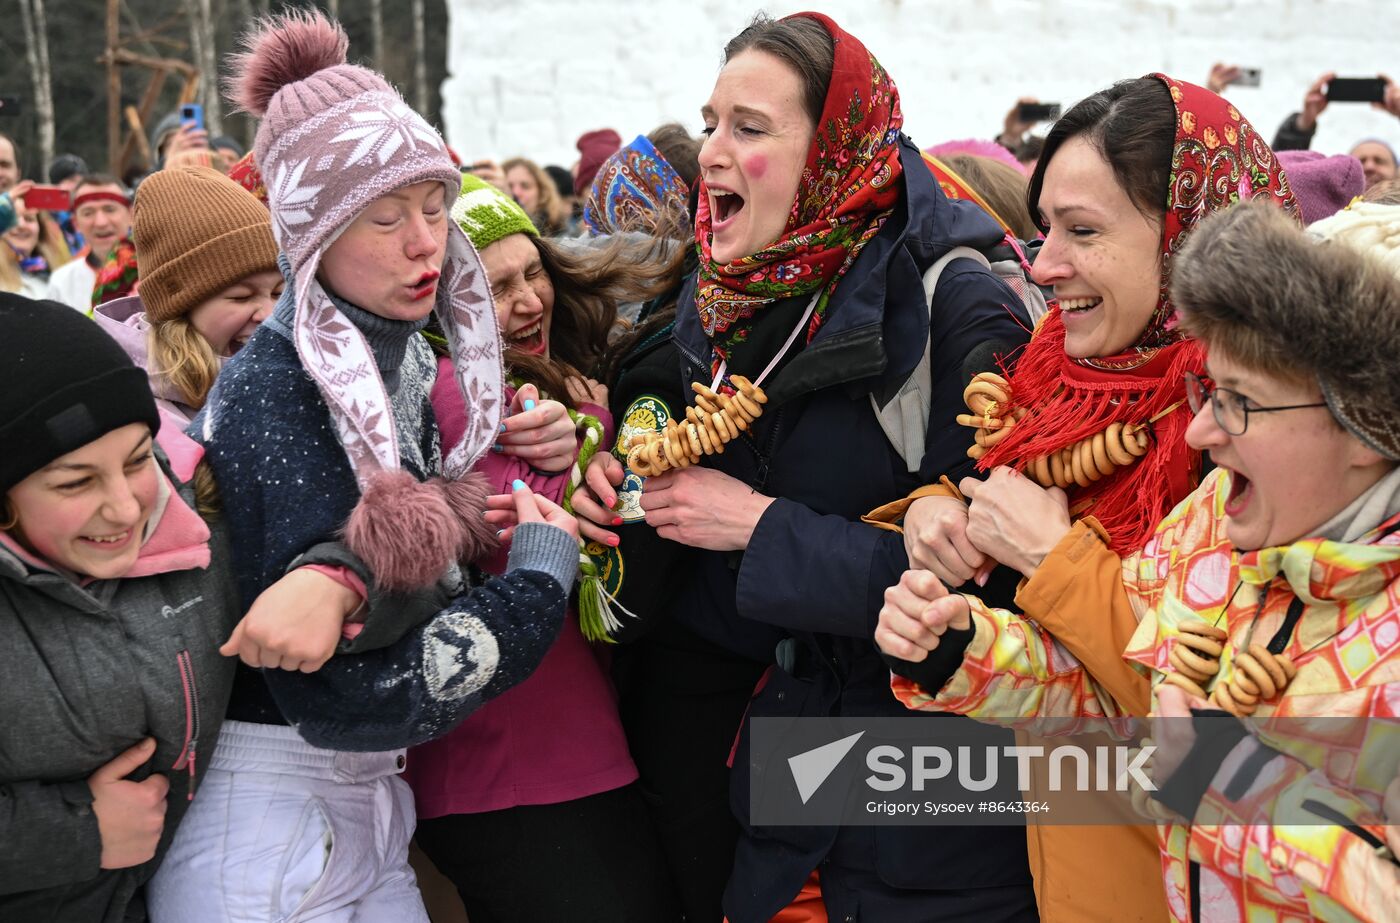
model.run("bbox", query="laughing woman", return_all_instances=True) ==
[0,297,239,922]
[573,12,1039,921]
[874,77,1297,921]
[408,176,681,923]
[882,200,1400,923]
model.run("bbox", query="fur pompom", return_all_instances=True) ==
[436,472,500,565]
[227,9,349,116]
[343,469,462,592]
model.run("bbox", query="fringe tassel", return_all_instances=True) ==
[561,410,633,643]
[576,552,642,642]
[981,308,1206,554]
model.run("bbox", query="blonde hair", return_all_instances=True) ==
[163,149,217,171]
[147,316,224,410]
[503,157,569,235]
[943,154,1040,241]
[0,212,72,293]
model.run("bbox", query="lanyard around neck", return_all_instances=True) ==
[710,289,823,393]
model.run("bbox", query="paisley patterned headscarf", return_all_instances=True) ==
[694,11,904,366]
[979,75,1299,553]
[583,134,689,236]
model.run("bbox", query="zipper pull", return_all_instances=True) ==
[185,740,197,801]
[754,457,770,492]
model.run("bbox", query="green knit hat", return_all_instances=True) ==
[451,174,538,251]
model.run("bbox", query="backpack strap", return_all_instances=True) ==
[872,246,988,474]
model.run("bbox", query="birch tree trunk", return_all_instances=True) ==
[411,0,428,115]
[185,0,224,136]
[18,0,56,169]
[237,0,256,148]
[370,0,384,71]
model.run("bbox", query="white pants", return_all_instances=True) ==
[149,721,430,923]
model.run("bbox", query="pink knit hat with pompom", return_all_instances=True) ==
[227,11,504,589]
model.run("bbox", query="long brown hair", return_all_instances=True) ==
[428,234,677,410]
[514,235,680,408]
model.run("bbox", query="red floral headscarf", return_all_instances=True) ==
[227,151,269,208]
[979,75,1299,554]
[90,236,139,310]
[694,11,903,366]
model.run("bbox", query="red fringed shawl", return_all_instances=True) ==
[981,311,1205,551]
[979,74,1300,554]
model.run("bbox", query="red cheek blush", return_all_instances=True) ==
[744,154,768,180]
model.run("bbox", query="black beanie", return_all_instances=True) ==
[0,295,161,492]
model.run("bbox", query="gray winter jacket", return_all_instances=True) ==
[0,446,240,922]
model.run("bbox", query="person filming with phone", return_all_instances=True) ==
[149,105,210,171]
[45,175,133,313]
[1271,72,1400,189]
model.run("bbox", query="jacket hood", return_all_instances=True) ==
[93,295,202,418]
[93,294,150,367]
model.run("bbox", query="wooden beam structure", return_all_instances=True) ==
[100,13,201,176]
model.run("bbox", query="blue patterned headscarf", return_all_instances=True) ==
[582,134,689,236]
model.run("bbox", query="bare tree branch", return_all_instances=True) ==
[184,0,224,135]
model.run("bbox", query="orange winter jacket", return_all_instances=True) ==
[868,494,1166,922]
[1010,518,1163,922]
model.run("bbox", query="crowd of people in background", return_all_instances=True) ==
[2,7,1400,923]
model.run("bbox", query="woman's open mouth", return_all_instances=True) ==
[1059,296,1104,317]
[710,188,746,230]
[79,529,134,551]
[409,271,440,301]
[1224,468,1254,517]
[507,320,546,356]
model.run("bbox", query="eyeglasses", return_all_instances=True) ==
[1184,372,1328,436]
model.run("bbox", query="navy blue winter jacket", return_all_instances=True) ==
[665,137,1039,920]
[194,307,571,751]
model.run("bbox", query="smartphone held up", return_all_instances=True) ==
[180,102,206,132]
[1017,102,1062,123]
[21,185,71,212]
[1327,77,1388,103]
[1231,68,1262,88]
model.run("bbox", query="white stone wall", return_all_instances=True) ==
[442,0,1400,171]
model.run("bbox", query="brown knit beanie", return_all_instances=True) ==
[132,166,280,324]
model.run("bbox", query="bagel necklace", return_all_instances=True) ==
[1161,583,1299,718]
[958,371,1181,489]
[626,288,826,477]
[1130,583,1347,821]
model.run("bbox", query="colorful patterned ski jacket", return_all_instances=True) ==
[893,468,1400,921]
